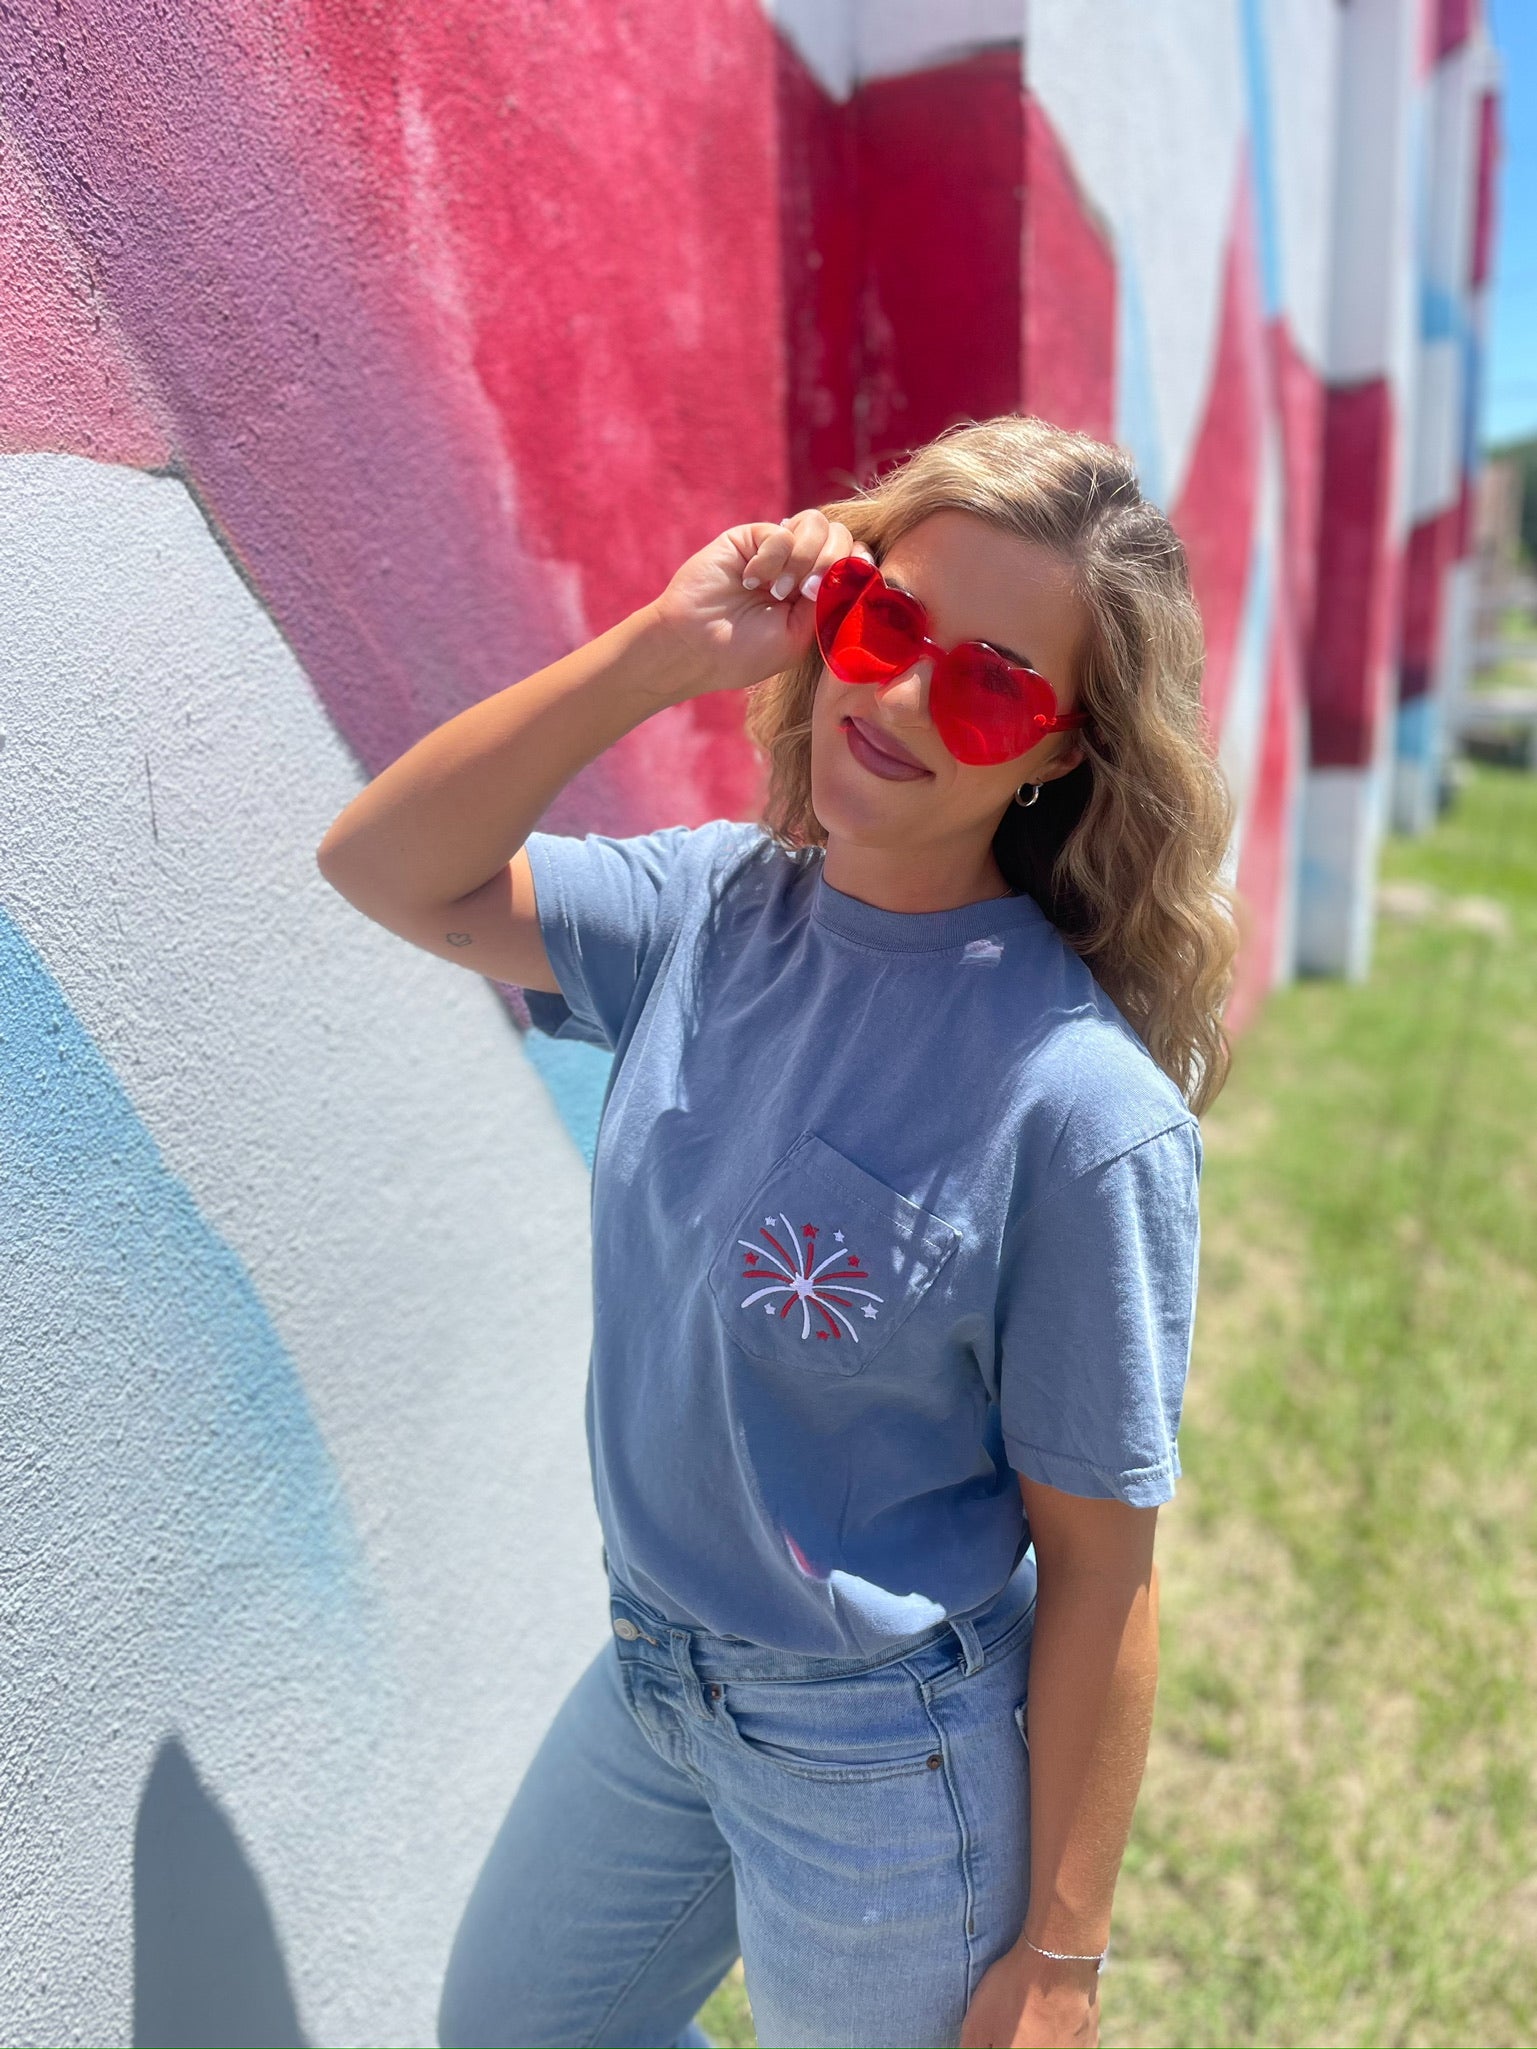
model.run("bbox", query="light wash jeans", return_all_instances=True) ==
[438,1556,1037,2049]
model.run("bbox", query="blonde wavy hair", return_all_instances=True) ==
[745,414,1239,1116]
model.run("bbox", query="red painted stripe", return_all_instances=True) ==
[1399,503,1462,701]
[1227,622,1300,1037]
[1267,316,1327,652]
[1172,155,1267,737]
[1471,90,1500,288]
[850,49,1025,476]
[1435,0,1477,61]
[1020,92,1115,442]
[1308,378,1398,768]
[778,36,859,510]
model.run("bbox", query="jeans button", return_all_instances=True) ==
[613,1617,641,1641]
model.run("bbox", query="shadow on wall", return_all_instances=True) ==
[133,1737,308,2049]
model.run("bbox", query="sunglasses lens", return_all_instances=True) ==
[815,557,877,663]
[855,586,926,677]
[816,559,926,683]
[929,646,1039,766]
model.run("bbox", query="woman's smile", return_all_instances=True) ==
[840,713,934,781]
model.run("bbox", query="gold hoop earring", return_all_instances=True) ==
[1013,783,1041,809]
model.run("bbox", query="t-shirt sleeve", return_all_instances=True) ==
[519,821,721,1051]
[998,1118,1202,1508]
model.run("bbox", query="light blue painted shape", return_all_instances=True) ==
[1238,0,1283,317]
[1420,279,1463,342]
[1296,845,1355,960]
[1396,691,1436,765]
[1114,246,1166,508]
[1294,764,1383,981]
[0,909,371,1638]
[520,1034,614,1170]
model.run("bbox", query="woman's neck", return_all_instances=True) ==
[819,836,1014,915]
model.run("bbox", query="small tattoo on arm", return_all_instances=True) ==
[446,932,473,947]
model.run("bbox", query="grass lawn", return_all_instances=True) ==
[700,761,1537,2049]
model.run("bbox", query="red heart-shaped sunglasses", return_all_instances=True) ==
[814,555,1087,767]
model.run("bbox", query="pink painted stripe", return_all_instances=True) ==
[0,0,787,838]
[1172,154,1267,738]
[0,117,171,464]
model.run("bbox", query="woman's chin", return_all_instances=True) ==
[811,755,938,841]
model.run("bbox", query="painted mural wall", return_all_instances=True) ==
[0,2,1498,2042]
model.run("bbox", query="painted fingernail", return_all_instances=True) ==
[771,574,795,600]
[742,575,761,589]
[800,573,822,599]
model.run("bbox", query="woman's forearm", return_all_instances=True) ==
[315,602,701,909]
[314,510,859,913]
[960,1496,1160,2048]
[1021,1558,1159,1955]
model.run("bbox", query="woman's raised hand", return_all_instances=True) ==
[649,509,863,702]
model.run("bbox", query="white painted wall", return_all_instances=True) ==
[0,453,606,2047]
[1028,0,1247,508]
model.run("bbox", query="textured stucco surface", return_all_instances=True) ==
[0,456,605,2046]
[0,2,1499,2039]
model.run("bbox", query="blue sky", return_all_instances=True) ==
[1486,0,1536,446]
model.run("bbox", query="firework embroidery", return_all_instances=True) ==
[738,1215,884,1341]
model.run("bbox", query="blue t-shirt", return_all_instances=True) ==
[523,819,1203,1656]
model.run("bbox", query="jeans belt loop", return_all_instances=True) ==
[949,1613,986,1677]
[669,1627,712,1719]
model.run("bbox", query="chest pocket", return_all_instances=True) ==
[706,1130,961,1377]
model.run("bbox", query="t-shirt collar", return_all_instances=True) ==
[810,857,1048,954]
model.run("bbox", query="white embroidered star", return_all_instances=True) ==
[861,1304,877,1318]
[834,1229,845,1243]
[764,1215,777,1226]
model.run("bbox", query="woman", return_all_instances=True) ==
[317,415,1238,2049]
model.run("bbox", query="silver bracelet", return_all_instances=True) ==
[1022,1935,1109,1974]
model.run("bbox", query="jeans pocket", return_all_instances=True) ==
[712,1667,943,1784]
